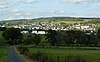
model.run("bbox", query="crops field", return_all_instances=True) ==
[29,47,100,62]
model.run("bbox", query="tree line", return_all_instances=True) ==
[2,28,100,47]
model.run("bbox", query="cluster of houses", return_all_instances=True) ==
[14,22,99,35]
[21,30,46,34]
[0,21,100,34]
[15,22,98,31]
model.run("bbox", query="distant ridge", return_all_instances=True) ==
[1,17,100,22]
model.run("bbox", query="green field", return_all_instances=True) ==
[29,47,100,62]
[0,31,7,46]
[0,48,8,62]
[0,31,8,62]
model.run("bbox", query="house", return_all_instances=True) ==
[31,31,46,34]
[21,31,29,34]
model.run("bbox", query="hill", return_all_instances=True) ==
[0,17,100,25]
[3,17,85,22]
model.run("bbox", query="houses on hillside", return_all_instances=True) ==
[0,21,99,32]
[21,30,46,34]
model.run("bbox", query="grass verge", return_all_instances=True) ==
[0,47,8,62]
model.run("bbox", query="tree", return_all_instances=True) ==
[23,34,34,45]
[97,28,100,40]
[39,35,51,47]
[74,30,87,46]
[2,28,22,45]
[65,30,74,46]
[56,31,67,46]
[33,34,41,45]
[46,29,57,46]
[0,27,6,31]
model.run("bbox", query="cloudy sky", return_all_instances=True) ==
[0,0,100,20]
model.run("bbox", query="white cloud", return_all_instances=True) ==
[0,1,8,10]
[6,17,15,20]
[0,0,9,20]
[49,10,66,14]
[9,8,36,20]
[13,9,20,13]
[11,9,22,16]
[14,13,22,16]
[49,10,56,13]
[18,0,38,4]
[0,5,7,9]
[61,0,100,4]
[59,11,66,13]
[25,12,33,15]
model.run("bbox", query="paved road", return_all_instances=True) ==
[9,46,25,62]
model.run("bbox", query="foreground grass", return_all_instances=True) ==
[0,31,8,62]
[0,31,7,46]
[0,47,8,62]
[29,47,100,62]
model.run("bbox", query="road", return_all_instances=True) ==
[9,46,25,62]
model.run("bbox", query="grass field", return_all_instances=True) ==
[0,31,7,46]
[40,21,84,25]
[29,47,100,62]
[0,48,8,62]
[0,31,8,62]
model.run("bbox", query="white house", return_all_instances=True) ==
[32,31,46,34]
[21,31,29,34]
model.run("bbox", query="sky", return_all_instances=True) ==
[0,0,100,20]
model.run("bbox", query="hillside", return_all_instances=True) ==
[0,17,100,25]
[3,17,84,22]
[1,17,100,22]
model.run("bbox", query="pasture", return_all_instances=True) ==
[40,21,84,25]
[0,31,8,62]
[0,31,7,46]
[29,47,100,62]
[0,48,8,62]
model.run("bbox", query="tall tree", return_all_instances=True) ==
[65,30,74,46]
[23,34,34,45]
[46,29,57,46]
[2,28,22,45]
[97,28,100,40]
[33,34,41,45]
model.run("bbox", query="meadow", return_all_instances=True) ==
[0,31,8,62]
[40,21,83,24]
[0,48,8,62]
[29,47,100,62]
[0,31,7,46]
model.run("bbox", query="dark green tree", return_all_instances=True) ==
[33,34,41,45]
[97,28,100,40]
[0,27,6,31]
[65,30,74,46]
[39,35,51,47]
[2,28,22,45]
[23,34,34,45]
[90,33,99,46]
[74,30,87,46]
[46,29,57,46]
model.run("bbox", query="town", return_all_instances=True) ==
[0,20,100,35]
